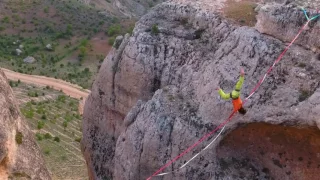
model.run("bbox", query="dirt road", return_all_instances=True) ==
[2,68,90,114]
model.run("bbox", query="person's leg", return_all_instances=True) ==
[238,107,247,115]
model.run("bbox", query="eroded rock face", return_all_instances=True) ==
[216,123,320,180]
[82,1,320,179]
[0,70,51,180]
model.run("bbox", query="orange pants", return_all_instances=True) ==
[232,98,243,112]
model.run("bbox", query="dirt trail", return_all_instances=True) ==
[2,68,90,114]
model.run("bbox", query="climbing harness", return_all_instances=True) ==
[146,8,320,180]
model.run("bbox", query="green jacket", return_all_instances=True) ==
[218,76,244,100]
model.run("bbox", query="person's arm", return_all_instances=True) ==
[218,89,231,100]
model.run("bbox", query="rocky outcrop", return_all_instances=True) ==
[0,70,51,179]
[82,1,320,179]
[255,2,320,52]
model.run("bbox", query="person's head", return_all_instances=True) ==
[238,107,247,115]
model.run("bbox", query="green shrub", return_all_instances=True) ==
[57,95,66,103]
[0,26,5,31]
[15,131,23,144]
[80,39,88,46]
[107,24,121,36]
[44,7,49,13]
[44,133,52,139]
[108,37,115,46]
[62,121,68,130]
[53,136,60,142]
[27,91,39,97]
[41,114,47,120]
[151,24,159,35]
[78,46,87,60]
[36,133,43,141]
[69,101,75,107]
[75,137,81,142]
[65,24,73,36]
[24,109,34,118]
[44,149,50,155]
[9,81,14,87]
[2,16,10,23]
[37,121,45,129]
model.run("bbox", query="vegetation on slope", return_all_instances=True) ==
[0,0,135,89]
[11,82,87,179]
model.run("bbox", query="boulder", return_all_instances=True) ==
[23,56,36,64]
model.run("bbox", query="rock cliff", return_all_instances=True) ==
[0,70,51,180]
[82,1,320,179]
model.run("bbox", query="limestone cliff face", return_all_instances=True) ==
[82,1,320,179]
[0,70,51,180]
[255,2,320,52]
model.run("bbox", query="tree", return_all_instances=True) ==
[54,136,60,142]
[44,7,49,13]
[62,120,68,130]
[37,121,45,129]
[66,24,72,35]
[44,133,52,139]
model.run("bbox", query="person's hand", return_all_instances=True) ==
[240,68,245,76]
[216,87,220,91]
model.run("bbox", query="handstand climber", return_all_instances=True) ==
[217,68,247,115]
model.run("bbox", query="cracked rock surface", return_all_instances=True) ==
[82,1,320,179]
[0,70,51,180]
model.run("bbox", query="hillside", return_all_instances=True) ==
[0,0,136,89]
[10,82,87,179]
[82,0,320,179]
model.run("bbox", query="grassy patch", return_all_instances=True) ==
[223,0,257,27]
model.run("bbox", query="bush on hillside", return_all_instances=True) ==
[107,24,121,36]
[44,133,52,139]
[37,121,45,129]
[151,24,159,35]
[53,136,60,142]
